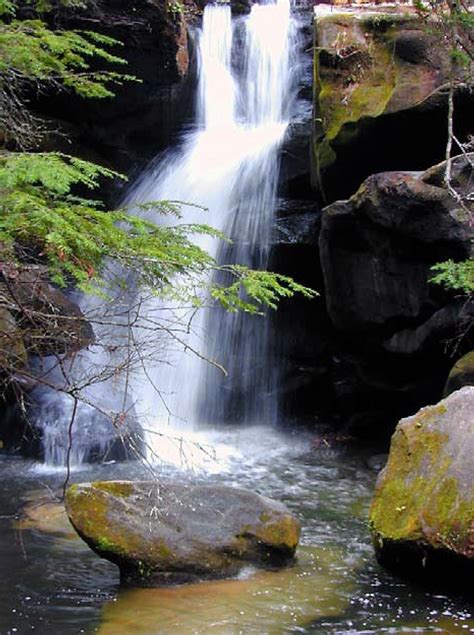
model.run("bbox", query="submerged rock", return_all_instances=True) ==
[66,480,301,587]
[369,387,474,586]
[97,545,352,635]
[17,496,79,541]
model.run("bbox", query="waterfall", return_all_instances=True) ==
[31,0,299,468]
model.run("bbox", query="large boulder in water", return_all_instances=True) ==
[65,480,301,586]
[369,387,474,585]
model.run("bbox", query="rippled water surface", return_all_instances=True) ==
[0,428,473,634]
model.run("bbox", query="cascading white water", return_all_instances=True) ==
[125,0,298,456]
[31,0,300,468]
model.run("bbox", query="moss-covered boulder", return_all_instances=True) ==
[66,480,301,587]
[369,387,474,585]
[312,9,472,201]
[444,351,474,397]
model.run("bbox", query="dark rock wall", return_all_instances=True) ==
[32,0,199,196]
[311,10,474,205]
[272,8,473,444]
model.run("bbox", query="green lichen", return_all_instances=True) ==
[312,17,397,178]
[91,481,134,497]
[259,511,273,523]
[369,410,474,554]
[237,514,300,551]
[97,536,123,554]
[361,14,396,32]
[65,481,180,579]
[319,80,395,143]
[156,540,172,559]
[444,351,474,396]
[312,10,445,195]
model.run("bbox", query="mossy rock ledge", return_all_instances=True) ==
[65,480,301,587]
[369,387,474,587]
[312,9,472,201]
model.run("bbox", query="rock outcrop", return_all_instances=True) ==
[312,9,473,202]
[33,0,197,185]
[310,155,473,437]
[0,264,94,362]
[320,155,472,334]
[369,387,474,586]
[66,480,301,586]
[444,351,474,396]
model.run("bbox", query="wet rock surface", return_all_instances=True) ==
[369,387,474,587]
[0,264,94,360]
[66,480,301,587]
[444,351,474,396]
[309,155,474,438]
[312,10,474,202]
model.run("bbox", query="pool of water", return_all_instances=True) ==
[0,426,473,634]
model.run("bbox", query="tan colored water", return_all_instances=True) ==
[98,546,352,635]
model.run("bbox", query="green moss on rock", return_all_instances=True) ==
[369,388,474,565]
[65,480,301,587]
[444,351,474,396]
[312,9,450,193]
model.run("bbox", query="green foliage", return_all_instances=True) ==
[0,19,135,99]
[0,1,88,14]
[430,259,474,295]
[168,1,184,17]
[211,266,317,314]
[0,151,119,193]
[0,151,316,311]
[0,152,212,291]
[415,0,473,297]
[0,0,316,352]
[414,0,473,70]
[451,48,471,68]
[0,0,137,148]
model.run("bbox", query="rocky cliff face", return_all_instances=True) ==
[317,155,473,437]
[3,2,472,453]
[272,6,473,441]
[311,9,473,203]
[34,0,198,188]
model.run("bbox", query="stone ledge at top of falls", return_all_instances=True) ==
[311,7,474,202]
[65,480,301,587]
[369,386,474,589]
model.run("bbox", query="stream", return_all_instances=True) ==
[1,427,473,634]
